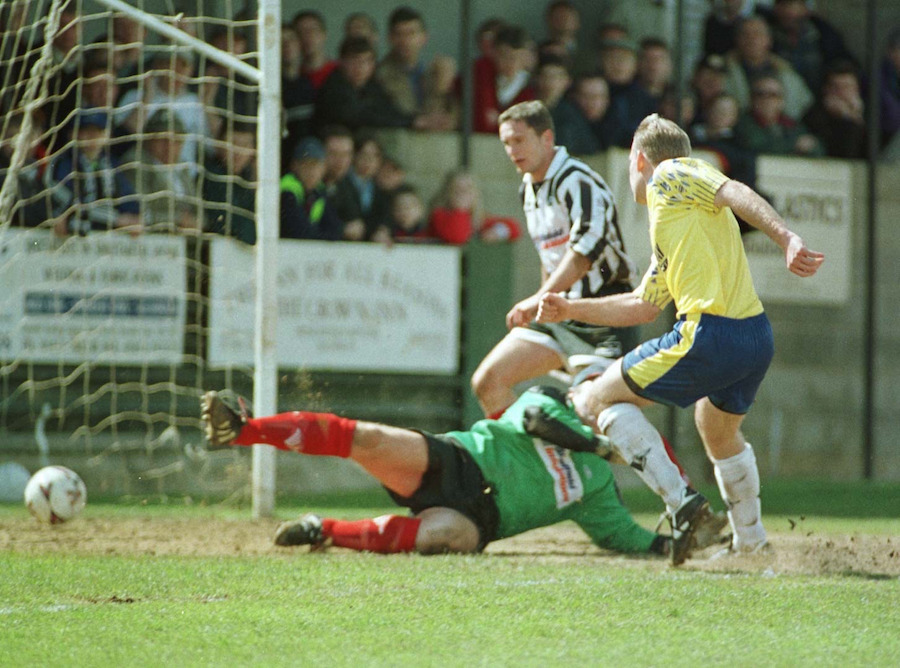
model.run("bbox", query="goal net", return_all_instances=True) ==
[0,0,278,506]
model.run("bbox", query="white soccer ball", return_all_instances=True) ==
[23,466,87,524]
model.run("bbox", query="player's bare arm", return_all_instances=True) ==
[714,179,825,278]
[536,290,660,327]
[506,249,592,328]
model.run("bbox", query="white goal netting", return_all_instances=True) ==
[0,0,268,503]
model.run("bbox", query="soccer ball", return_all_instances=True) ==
[23,466,87,524]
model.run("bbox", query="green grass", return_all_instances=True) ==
[1,549,897,667]
[1,481,899,667]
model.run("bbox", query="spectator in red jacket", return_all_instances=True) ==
[428,171,483,244]
[429,170,521,245]
[473,24,536,133]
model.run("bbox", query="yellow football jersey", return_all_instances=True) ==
[640,158,763,319]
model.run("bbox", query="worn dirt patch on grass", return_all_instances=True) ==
[3,515,898,578]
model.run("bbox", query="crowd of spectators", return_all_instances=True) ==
[2,0,900,246]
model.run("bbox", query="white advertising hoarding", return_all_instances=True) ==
[0,229,187,364]
[208,239,461,374]
[747,157,852,305]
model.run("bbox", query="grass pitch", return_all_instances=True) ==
[1,481,898,667]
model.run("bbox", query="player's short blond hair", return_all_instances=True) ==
[498,101,555,137]
[632,113,691,165]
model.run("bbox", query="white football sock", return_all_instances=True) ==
[598,403,689,511]
[713,443,767,550]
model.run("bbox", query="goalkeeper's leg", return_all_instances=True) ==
[200,390,427,497]
[202,392,479,553]
[274,507,480,554]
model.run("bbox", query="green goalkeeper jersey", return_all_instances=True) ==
[444,390,656,554]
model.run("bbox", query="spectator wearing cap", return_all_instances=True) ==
[43,110,140,237]
[761,0,856,94]
[599,36,657,145]
[313,37,412,133]
[692,54,729,125]
[203,123,257,245]
[116,46,211,175]
[802,60,866,159]
[473,24,536,134]
[704,0,757,57]
[880,29,900,154]
[723,16,813,120]
[280,137,343,241]
[121,111,199,233]
[734,74,823,157]
[294,10,338,90]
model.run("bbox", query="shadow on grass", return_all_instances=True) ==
[838,570,897,581]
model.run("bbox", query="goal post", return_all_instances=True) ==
[250,0,280,520]
[0,0,280,516]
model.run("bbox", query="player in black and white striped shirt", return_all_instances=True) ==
[472,100,639,417]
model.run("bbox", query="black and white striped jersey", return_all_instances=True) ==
[520,147,637,299]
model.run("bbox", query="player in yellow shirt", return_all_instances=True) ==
[537,114,824,563]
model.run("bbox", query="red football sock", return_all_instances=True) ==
[322,515,421,553]
[661,435,691,485]
[233,412,357,457]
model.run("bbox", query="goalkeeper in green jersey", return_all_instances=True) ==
[201,382,723,559]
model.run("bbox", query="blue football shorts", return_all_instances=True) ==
[621,312,774,415]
